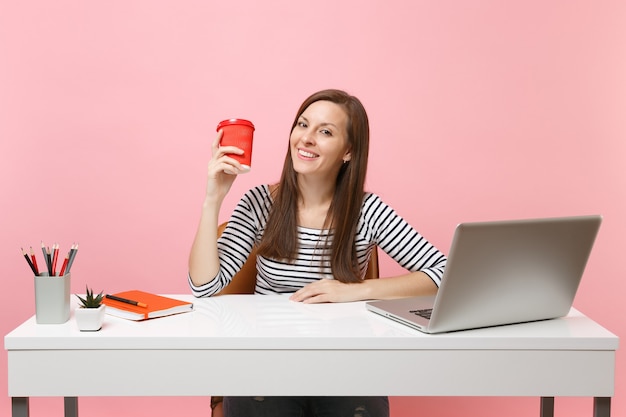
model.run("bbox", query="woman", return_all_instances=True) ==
[188,89,447,417]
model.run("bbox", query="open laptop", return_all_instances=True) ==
[366,215,602,333]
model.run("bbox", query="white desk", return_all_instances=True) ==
[5,294,619,417]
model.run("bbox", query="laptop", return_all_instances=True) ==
[366,215,602,333]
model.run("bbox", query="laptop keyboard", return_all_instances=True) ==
[409,308,432,320]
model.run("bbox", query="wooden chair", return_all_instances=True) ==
[210,222,380,415]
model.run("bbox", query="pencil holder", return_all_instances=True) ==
[34,273,71,324]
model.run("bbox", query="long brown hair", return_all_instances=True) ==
[257,89,370,283]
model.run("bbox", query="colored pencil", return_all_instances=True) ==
[59,253,70,276]
[66,243,79,273]
[46,246,52,275]
[41,242,51,275]
[21,248,38,275]
[29,247,39,275]
[51,243,59,276]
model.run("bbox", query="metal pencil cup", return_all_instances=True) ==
[34,273,71,324]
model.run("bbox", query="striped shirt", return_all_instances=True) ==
[189,184,447,297]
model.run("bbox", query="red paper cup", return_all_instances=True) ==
[217,118,255,169]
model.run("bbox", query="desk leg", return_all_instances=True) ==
[64,397,78,417]
[540,397,554,417]
[594,397,611,417]
[12,397,29,417]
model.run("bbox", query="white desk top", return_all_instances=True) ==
[5,294,618,351]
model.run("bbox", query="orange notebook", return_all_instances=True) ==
[102,290,194,321]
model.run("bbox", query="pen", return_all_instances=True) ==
[105,294,148,308]
[21,248,38,275]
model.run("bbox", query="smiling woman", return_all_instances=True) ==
[187,88,447,417]
[256,90,374,277]
[290,100,352,181]
[3,1,621,416]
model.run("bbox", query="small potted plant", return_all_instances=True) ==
[75,286,106,331]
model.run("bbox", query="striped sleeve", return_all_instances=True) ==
[188,185,271,297]
[359,193,447,286]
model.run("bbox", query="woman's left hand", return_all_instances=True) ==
[289,279,365,304]
[289,272,438,303]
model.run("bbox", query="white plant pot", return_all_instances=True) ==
[75,304,105,331]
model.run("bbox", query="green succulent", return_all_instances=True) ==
[76,286,104,308]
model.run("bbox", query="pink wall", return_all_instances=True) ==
[1,1,624,416]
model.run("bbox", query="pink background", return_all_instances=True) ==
[1,1,624,416]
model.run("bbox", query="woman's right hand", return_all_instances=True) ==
[205,129,250,203]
